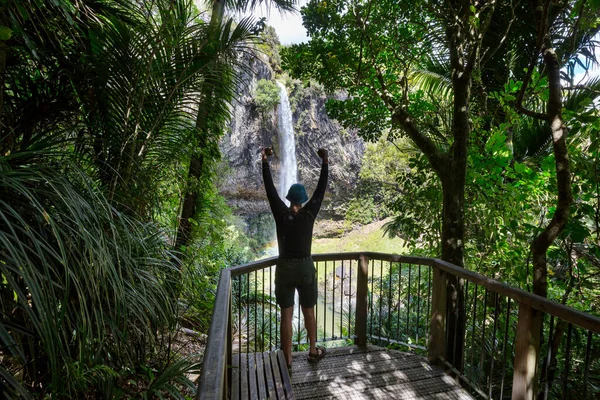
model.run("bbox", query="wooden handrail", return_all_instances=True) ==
[227,252,433,277]
[229,253,600,332]
[432,259,600,333]
[198,252,600,400]
[197,269,231,400]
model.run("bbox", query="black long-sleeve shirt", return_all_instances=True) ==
[262,161,328,259]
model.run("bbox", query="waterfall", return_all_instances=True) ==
[276,81,298,205]
[275,81,303,323]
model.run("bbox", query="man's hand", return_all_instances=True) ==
[261,147,273,162]
[317,148,328,164]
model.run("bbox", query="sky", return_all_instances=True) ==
[251,0,309,45]
[249,2,598,84]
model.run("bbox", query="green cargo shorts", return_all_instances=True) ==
[275,257,317,309]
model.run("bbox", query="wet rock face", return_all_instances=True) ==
[219,51,364,226]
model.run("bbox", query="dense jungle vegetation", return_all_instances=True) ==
[1,0,599,398]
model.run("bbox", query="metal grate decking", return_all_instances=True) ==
[289,345,475,399]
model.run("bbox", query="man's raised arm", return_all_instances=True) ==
[261,147,287,215]
[305,149,328,216]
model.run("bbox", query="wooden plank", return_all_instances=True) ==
[263,352,277,399]
[429,269,447,365]
[248,353,258,399]
[231,354,240,400]
[240,353,248,400]
[255,350,267,400]
[512,303,539,400]
[355,254,369,346]
[290,345,471,400]
[197,269,231,400]
[277,350,294,399]
[270,350,286,399]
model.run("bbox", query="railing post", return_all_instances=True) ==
[512,303,541,400]
[355,254,369,346]
[428,267,447,365]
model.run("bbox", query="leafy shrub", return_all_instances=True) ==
[255,79,280,113]
[0,156,179,397]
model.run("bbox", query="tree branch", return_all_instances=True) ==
[391,107,447,172]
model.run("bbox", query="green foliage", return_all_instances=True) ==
[383,152,442,253]
[257,25,282,71]
[255,79,280,113]
[346,136,408,225]
[0,155,178,397]
[181,184,254,332]
[0,0,270,397]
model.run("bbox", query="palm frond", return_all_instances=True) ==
[409,69,453,103]
[224,0,297,14]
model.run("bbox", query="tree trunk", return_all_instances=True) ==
[440,171,466,369]
[174,0,225,250]
[440,71,470,371]
[175,155,203,250]
[531,45,571,298]
[527,43,572,398]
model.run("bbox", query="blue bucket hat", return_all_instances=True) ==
[286,183,308,204]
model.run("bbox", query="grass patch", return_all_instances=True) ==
[312,219,405,254]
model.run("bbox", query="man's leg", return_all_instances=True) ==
[301,306,317,355]
[280,306,294,366]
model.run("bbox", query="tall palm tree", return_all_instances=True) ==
[175,0,297,250]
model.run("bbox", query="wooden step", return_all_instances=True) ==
[231,350,294,399]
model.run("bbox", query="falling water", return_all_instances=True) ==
[276,81,298,205]
[275,81,303,324]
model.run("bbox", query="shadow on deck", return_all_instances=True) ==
[290,345,473,399]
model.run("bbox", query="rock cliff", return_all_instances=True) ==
[218,48,364,245]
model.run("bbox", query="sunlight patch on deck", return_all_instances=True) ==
[290,345,474,399]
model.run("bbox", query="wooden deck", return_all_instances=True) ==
[233,349,294,399]
[289,345,475,399]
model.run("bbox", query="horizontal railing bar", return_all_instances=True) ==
[228,252,433,277]
[228,256,278,277]
[433,259,600,334]
[366,334,428,352]
[312,252,434,265]
[439,357,490,399]
[197,268,231,400]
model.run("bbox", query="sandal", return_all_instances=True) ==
[307,345,326,363]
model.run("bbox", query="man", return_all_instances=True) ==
[261,146,328,372]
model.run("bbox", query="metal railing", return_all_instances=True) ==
[197,253,600,399]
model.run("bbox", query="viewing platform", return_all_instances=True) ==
[198,253,600,399]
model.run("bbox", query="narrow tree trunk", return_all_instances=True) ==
[175,155,203,249]
[174,0,225,250]
[528,43,572,398]
[440,15,471,361]
[531,45,571,298]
